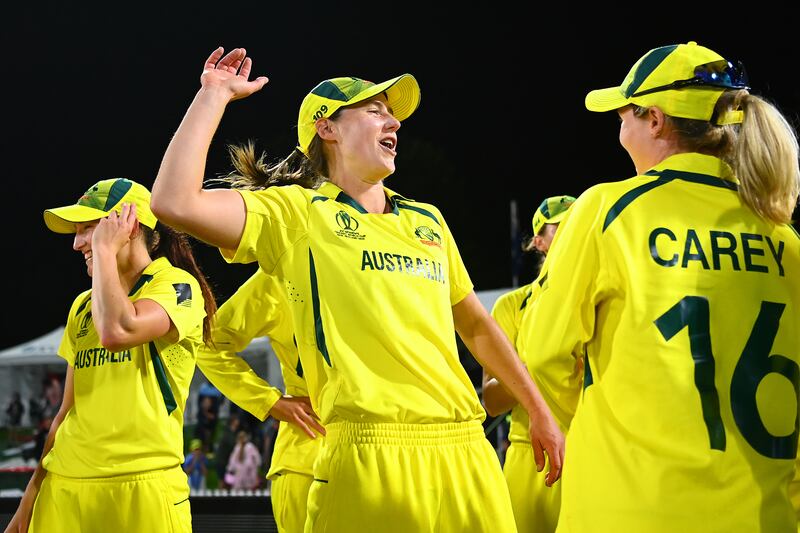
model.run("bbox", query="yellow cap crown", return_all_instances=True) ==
[44,178,158,234]
[585,41,748,122]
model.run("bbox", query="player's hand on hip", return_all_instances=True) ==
[268,396,326,439]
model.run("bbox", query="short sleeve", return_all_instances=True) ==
[138,269,206,342]
[440,214,473,305]
[219,185,309,273]
[491,290,521,345]
[57,291,90,366]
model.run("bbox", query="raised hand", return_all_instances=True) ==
[200,47,269,102]
[92,203,138,256]
[268,396,326,439]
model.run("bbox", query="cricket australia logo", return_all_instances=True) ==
[334,210,365,240]
[414,226,442,248]
[77,311,92,339]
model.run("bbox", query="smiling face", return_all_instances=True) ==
[73,220,100,277]
[322,94,402,184]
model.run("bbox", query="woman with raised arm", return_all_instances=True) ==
[5,179,214,533]
[151,47,564,532]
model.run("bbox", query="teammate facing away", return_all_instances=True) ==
[201,267,325,533]
[5,179,216,533]
[483,195,577,533]
[151,46,564,532]
[524,41,800,532]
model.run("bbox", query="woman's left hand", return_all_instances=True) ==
[92,203,138,255]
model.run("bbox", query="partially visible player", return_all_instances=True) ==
[482,195,577,533]
[201,267,324,533]
[6,179,215,533]
[527,41,800,532]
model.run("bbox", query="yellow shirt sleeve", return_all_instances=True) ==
[196,269,291,421]
[220,185,309,272]
[57,290,91,366]
[440,213,473,305]
[138,269,206,343]
[490,286,531,347]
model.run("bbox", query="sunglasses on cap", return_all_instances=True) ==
[631,59,750,97]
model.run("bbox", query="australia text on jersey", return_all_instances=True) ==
[360,249,446,284]
[74,347,132,369]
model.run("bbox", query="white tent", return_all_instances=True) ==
[0,327,65,367]
[0,327,67,427]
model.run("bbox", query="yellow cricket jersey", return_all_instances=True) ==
[490,284,532,347]
[221,181,482,425]
[200,268,321,478]
[527,153,800,532]
[490,284,535,443]
[43,257,206,478]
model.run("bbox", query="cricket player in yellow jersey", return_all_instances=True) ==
[200,268,325,533]
[152,47,565,532]
[523,41,800,532]
[4,179,216,533]
[483,196,577,533]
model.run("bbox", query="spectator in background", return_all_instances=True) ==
[183,438,208,492]
[225,430,262,490]
[27,395,42,428]
[30,377,63,461]
[40,376,62,422]
[5,392,25,444]
[194,394,218,451]
[214,415,240,489]
[260,418,280,474]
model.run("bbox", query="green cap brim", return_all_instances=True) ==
[44,205,110,234]
[585,86,630,112]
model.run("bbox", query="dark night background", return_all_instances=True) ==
[3,3,799,350]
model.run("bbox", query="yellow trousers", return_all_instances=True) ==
[272,471,314,533]
[30,465,191,533]
[304,420,516,532]
[504,441,561,533]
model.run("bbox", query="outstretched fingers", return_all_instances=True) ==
[203,47,225,70]
[217,48,246,73]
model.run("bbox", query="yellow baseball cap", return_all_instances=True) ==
[532,195,576,236]
[585,41,749,124]
[189,438,202,451]
[297,74,421,155]
[44,178,158,234]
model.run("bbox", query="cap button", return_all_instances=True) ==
[687,41,697,46]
